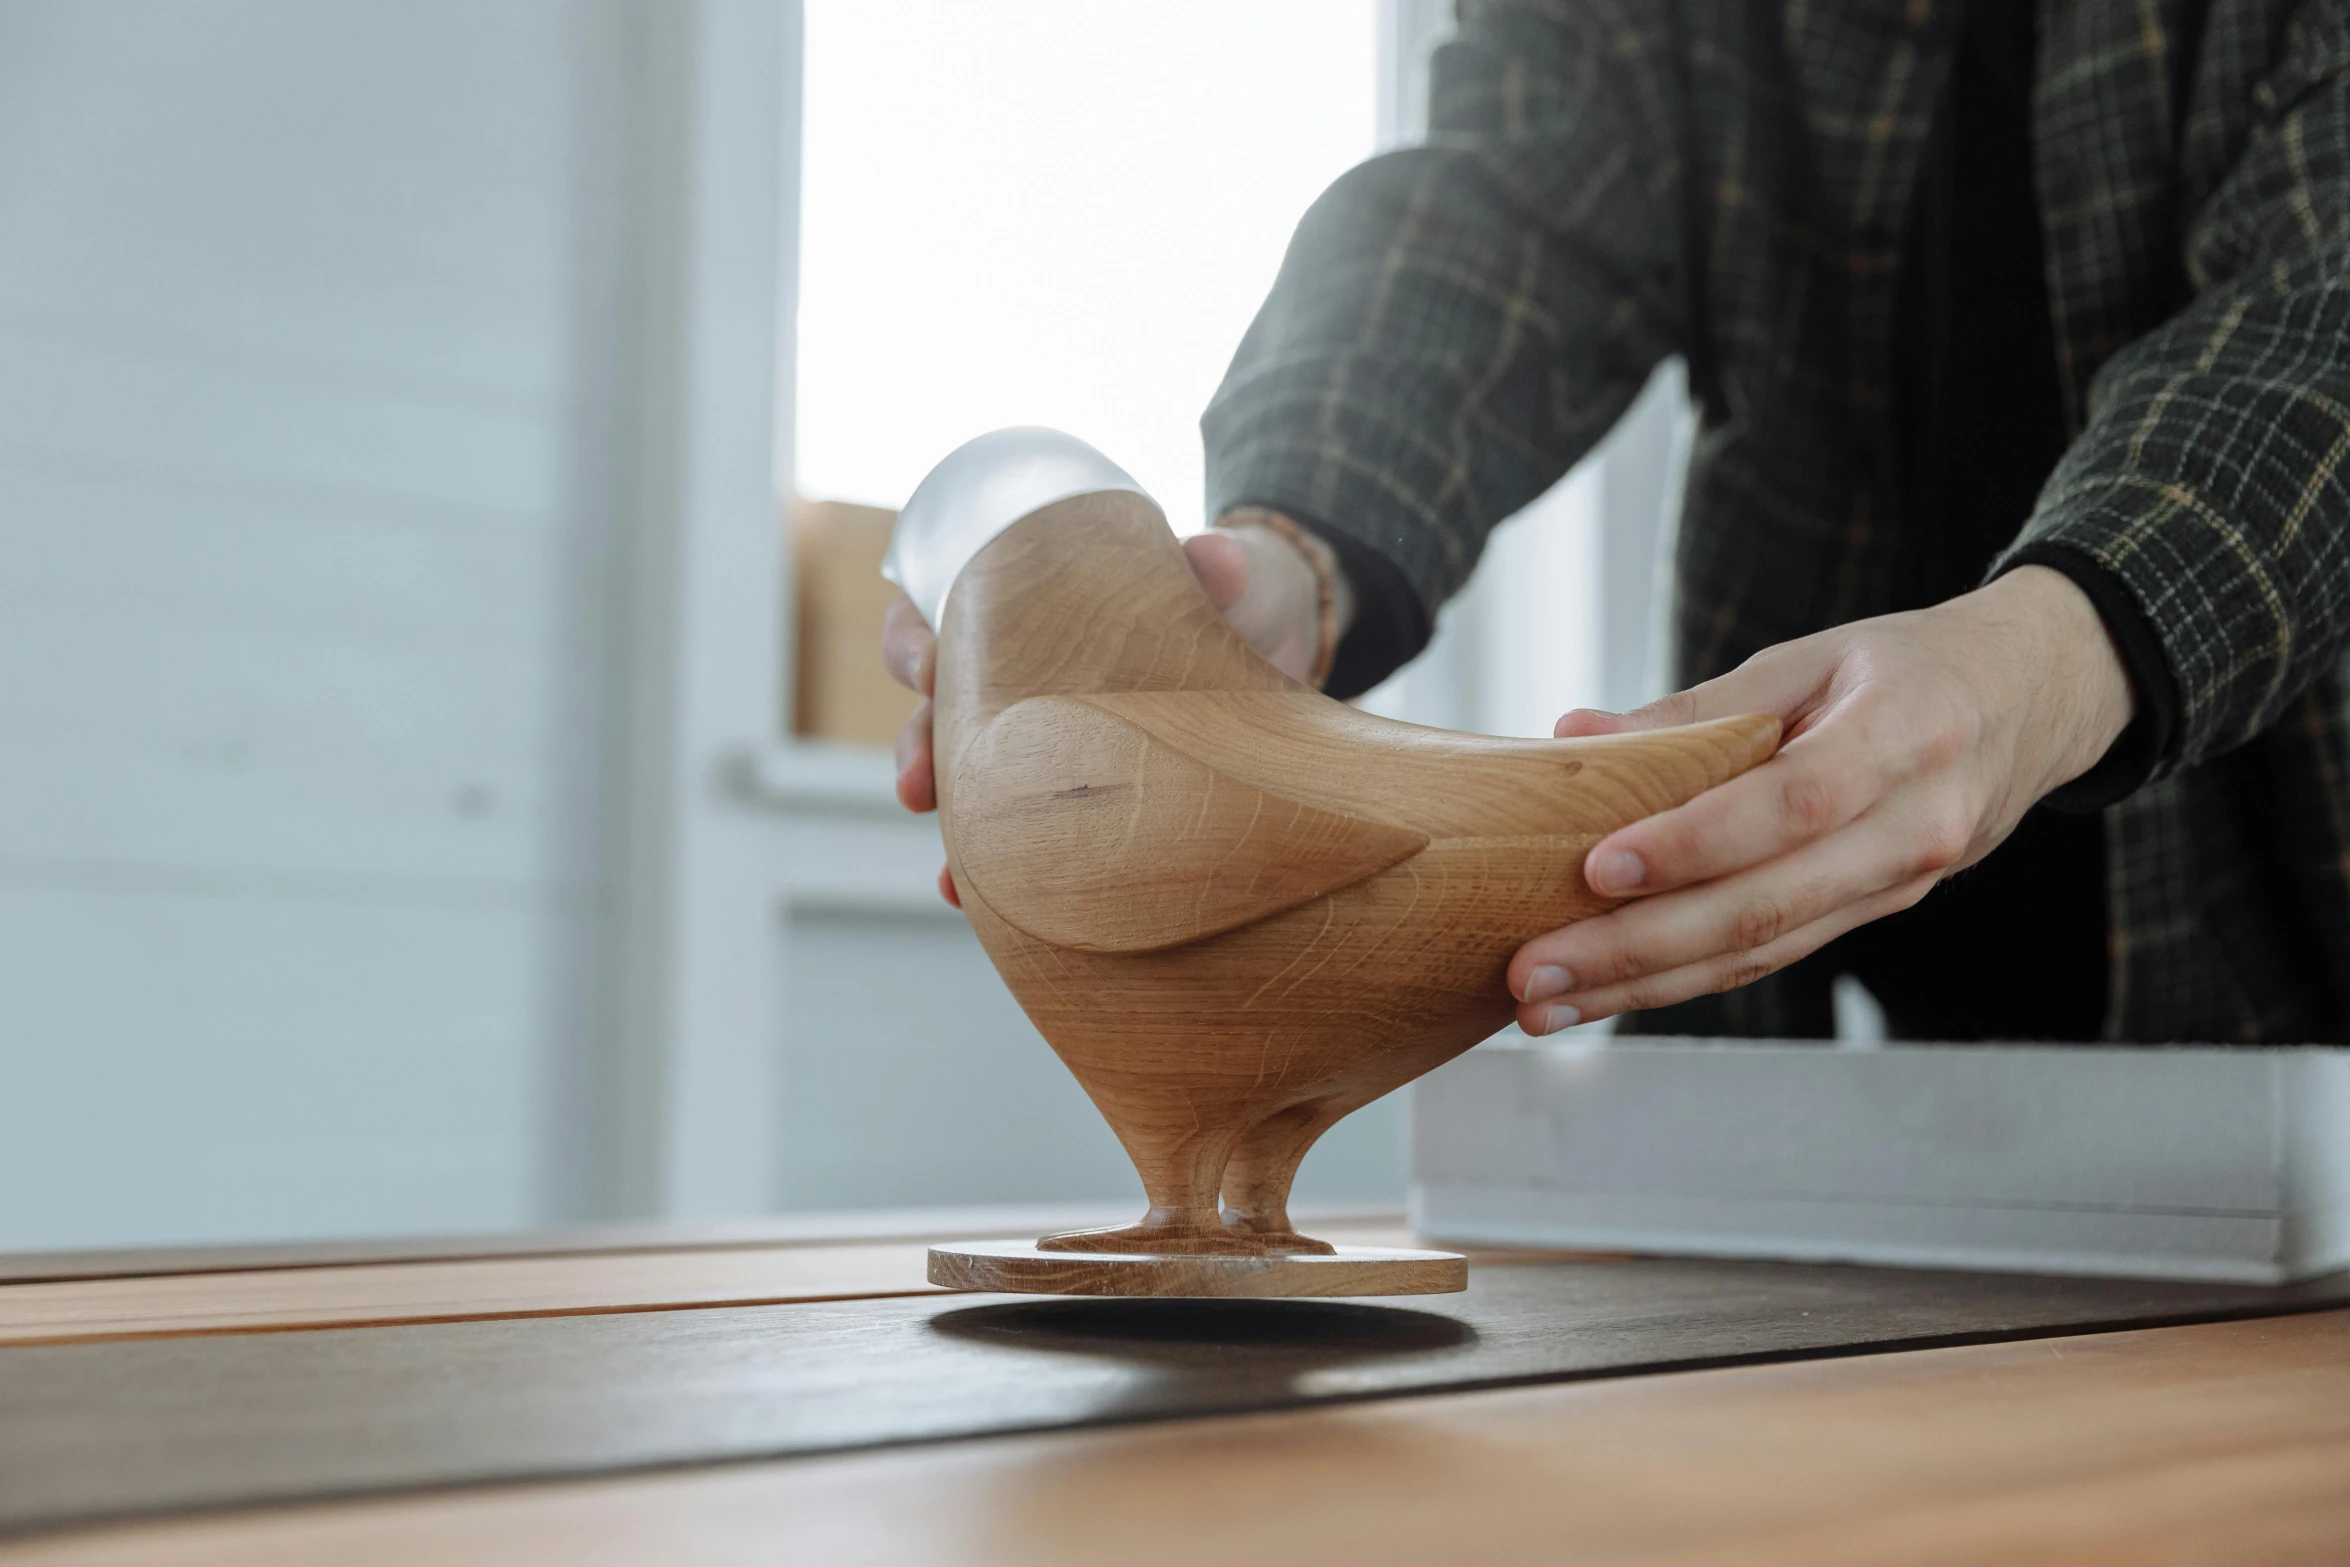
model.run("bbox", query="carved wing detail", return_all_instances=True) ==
[948,695,1430,955]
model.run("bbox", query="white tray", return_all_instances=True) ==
[1409,1038,2350,1284]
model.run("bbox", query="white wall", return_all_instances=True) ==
[0,0,668,1248]
[0,0,1403,1251]
[0,1,1688,1252]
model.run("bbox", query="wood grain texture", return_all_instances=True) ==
[929,490,1780,1265]
[953,696,1429,953]
[0,1244,942,1349]
[12,1309,2347,1565]
[926,1241,1465,1297]
[0,1218,984,1287]
[2,1255,2340,1533]
[0,1211,1417,1287]
[0,1221,1430,1342]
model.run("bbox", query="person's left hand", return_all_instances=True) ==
[1507,565,2137,1033]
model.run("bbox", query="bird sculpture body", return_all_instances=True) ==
[893,431,1780,1296]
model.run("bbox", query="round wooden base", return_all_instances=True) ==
[927,1239,1467,1298]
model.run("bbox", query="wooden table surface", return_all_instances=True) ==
[2,1214,2343,1564]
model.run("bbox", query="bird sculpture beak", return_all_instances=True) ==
[882,426,1153,629]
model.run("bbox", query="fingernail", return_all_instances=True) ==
[1540,1002,1581,1034]
[1591,849,1646,895]
[1523,964,1574,1002]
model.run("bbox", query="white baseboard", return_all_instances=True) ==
[1409,1039,2350,1284]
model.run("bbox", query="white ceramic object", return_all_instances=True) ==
[1411,1038,2350,1284]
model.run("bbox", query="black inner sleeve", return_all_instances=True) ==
[1319,529,1431,702]
[1822,0,2105,1040]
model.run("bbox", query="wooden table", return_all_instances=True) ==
[1,1213,2343,1564]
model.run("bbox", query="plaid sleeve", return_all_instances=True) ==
[2003,0,2350,770]
[1200,0,1688,617]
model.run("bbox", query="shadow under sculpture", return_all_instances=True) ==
[892,429,1779,1297]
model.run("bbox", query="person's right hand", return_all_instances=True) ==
[882,520,1338,906]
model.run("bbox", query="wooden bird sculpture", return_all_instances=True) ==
[891,430,1779,1297]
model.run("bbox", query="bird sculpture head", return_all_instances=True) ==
[890,429,1778,1291]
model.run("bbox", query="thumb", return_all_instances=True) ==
[1181,530,1248,615]
[1554,707,1634,737]
[1554,688,1707,737]
[1555,645,1820,739]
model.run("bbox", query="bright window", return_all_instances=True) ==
[793,0,1379,530]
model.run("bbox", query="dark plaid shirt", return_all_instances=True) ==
[1204,0,2350,1043]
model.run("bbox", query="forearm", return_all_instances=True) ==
[1203,0,1690,637]
[1996,29,2350,770]
[2005,279,2350,768]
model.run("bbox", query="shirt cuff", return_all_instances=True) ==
[1995,543,2181,811]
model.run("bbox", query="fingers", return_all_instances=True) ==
[884,591,939,815]
[1581,731,1880,898]
[1509,794,1963,1006]
[1506,603,2031,1032]
[1582,681,1973,898]
[894,697,936,814]
[1515,870,1938,1033]
[937,863,961,908]
[881,592,936,697]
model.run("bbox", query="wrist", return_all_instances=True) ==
[1971,564,2136,796]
